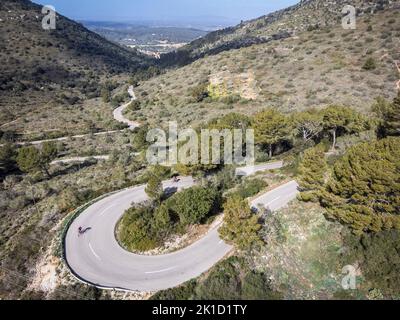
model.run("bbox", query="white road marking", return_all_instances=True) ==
[88,243,101,260]
[266,196,281,206]
[99,204,117,216]
[145,267,175,274]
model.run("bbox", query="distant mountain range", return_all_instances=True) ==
[80,15,240,31]
[82,21,208,56]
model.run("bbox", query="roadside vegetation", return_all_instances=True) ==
[117,182,221,252]
[0,0,399,301]
[151,256,282,300]
[295,92,400,299]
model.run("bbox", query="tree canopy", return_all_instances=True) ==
[145,173,164,201]
[320,137,400,234]
[377,91,400,137]
[253,108,290,158]
[321,106,367,150]
[16,142,58,178]
[0,143,17,176]
[291,109,323,142]
[219,195,263,250]
[297,146,327,202]
[167,186,220,226]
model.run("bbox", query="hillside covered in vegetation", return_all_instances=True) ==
[0,0,151,128]
[126,7,399,127]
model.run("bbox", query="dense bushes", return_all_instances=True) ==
[166,186,220,226]
[189,82,209,102]
[151,257,282,300]
[126,100,141,112]
[16,142,58,178]
[110,91,130,107]
[117,186,221,251]
[234,178,267,198]
[0,143,17,177]
[341,230,400,298]
[117,204,159,251]
[374,92,400,138]
[362,57,377,70]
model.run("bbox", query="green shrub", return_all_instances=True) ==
[219,195,263,250]
[189,82,209,102]
[153,257,282,300]
[150,280,197,300]
[194,257,242,300]
[242,272,282,300]
[362,57,377,70]
[341,230,400,298]
[235,178,267,198]
[145,173,163,201]
[117,204,159,251]
[127,100,141,112]
[166,186,220,226]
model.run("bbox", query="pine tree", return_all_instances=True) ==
[253,108,290,158]
[384,91,400,137]
[319,137,400,234]
[219,195,263,250]
[297,146,327,202]
[101,87,111,103]
[16,142,57,178]
[17,146,40,175]
[322,106,366,150]
[0,143,17,175]
[145,173,163,201]
[291,109,323,142]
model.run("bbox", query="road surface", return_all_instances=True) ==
[251,180,299,211]
[235,161,284,177]
[51,155,110,165]
[65,177,233,292]
[65,178,300,292]
[112,86,140,130]
[8,87,137,146]
[50,153,139,166]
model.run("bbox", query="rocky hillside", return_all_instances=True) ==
[127,6,400,127]
[0,0,150,124]
[160,0,399,66]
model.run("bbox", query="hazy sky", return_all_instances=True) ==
[33,0,299,24]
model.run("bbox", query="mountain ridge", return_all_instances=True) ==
[0,0,151,124]
[159,0,399,67]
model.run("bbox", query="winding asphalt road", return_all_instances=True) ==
[235,161,284,177]
[51,155,110,165]
[65,177,299,292]
[63,86,299,292]
[65,177,233,292]
[6,86,138,147]
[251,180,299,211]
[113,86,140,129]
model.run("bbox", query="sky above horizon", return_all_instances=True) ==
[33,0,299,25]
